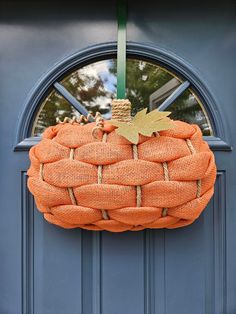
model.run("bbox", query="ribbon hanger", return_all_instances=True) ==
[117,0,127,99]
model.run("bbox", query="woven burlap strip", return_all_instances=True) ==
[68,148,78,205]
[111,99,142,208]
[98,133,109,220]
[186,139,201,198]
[153,132,170,217]
[40,148,78,206]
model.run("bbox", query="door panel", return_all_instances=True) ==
[0,1,235,314]
[19,173,226,314]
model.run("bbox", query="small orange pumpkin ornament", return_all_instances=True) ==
[27,99,216,232]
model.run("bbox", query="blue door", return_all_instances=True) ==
[1,1,235,313]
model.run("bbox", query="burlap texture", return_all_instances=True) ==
[27,120,216,232]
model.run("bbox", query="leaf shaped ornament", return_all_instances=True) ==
[109,108,175,144]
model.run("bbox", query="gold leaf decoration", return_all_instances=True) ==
[109,108,175,144]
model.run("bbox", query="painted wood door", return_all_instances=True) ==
[0,1,235,313]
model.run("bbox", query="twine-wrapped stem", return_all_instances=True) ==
[111,99,132,122]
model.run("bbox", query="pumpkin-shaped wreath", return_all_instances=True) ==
[27,100,216,232]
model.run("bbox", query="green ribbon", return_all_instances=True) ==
[117,0,127,99]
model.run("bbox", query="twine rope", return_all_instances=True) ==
[68,188,77,206]
[132,144,142,207]
[40,163,44,181]
[162,161,169,217]
[154,132,170,217]
[111,99,132,122]
[186,139,201,198]
[68,148,78,205]
[56,112,106,140]
[56,112,102,125]
[98,133,109,220]
[162,161,170,181]
[92,115,105,139]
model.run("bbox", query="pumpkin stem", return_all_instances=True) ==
[111,99,132,122]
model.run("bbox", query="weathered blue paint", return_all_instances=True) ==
[0,1,235,314]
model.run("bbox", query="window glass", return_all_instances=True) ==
[32,58,212,136]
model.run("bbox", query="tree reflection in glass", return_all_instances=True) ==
[32,58,212,136]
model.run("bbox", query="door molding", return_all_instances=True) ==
[14,42,232,151]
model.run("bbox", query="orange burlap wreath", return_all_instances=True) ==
[27,108,216,232]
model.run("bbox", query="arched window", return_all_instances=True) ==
[32,58,212,137]
[15,43,231,151]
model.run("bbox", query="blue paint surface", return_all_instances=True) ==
[0,1,235,313]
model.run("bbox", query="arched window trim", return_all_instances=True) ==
[14,42,232,151]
